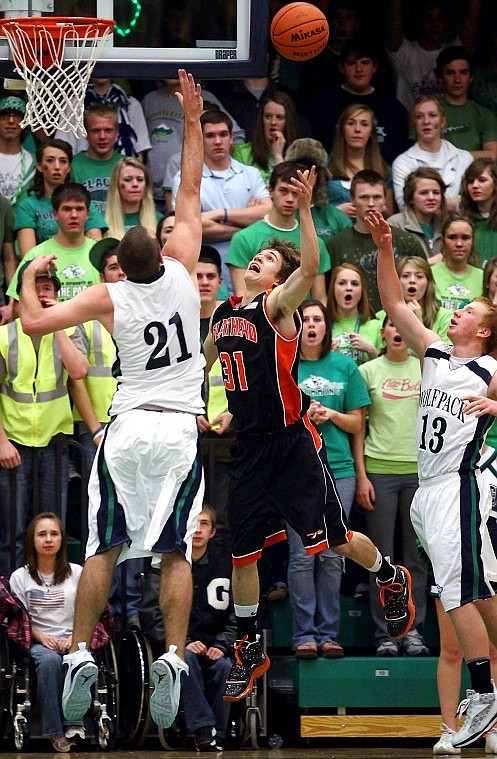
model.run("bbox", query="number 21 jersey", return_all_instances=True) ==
[107,257,205,416]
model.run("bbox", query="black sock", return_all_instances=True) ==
[236,615,257,642]
[467,658,493,693]
[376,556,397,585]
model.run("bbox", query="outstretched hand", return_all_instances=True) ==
[290,166,316,211]
[175,68,203,119]
[24,254,58,281]
[364,210,392,249]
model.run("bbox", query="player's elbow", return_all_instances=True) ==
[68,357,89,381]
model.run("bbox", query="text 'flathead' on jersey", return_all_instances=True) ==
[212,317,258,343]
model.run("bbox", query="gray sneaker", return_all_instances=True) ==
[452,682,497,748]
[402,629,430,656]
[376,637,399,657]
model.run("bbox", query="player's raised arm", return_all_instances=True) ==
[163,70,204,275]
[19,255,112,336]
[268,167,319,316]
[367,210,438,358]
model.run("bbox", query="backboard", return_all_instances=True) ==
[0,0,269,79]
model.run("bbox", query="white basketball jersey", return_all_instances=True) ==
[417,341,497,481]
[107,257,205,416]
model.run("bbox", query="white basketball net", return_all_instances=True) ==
[0,18,114,137]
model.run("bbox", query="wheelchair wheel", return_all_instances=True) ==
[0,628,11,740]
[117,626,152,747]
[157,713,187,751]
[96,714,115,750]
[91,640,119,751]
[13,718,29,751]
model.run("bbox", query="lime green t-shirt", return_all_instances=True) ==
[331,316,382,366]
[431,262,483,311]
[359,354,421,474]
[8,237,100,301]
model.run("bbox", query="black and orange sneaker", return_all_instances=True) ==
[223,635,270,702]
[377,565,415,639]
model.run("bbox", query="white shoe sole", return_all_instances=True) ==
[62,661,98,721]
[150,657,182,729]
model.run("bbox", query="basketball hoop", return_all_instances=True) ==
[0,16,115,137]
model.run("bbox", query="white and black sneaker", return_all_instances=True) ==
[150,644,189,729]
[62,642,98,721]
[452,681,497,748]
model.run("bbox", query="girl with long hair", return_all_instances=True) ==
[104,156,160,240]
[392,96,473,212]
[431,213,483,311]
[376,256,453,341]
[287,300,370,659]
[328,104,393,218]
[9,512,84,752]
[14,138,105,257]
[355,316,428,657]
[231,90,301,184]
[460,158,497,268]
[388,167,447,263]
[326,262,382,365]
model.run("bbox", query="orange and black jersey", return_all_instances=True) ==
[211,291,310,434]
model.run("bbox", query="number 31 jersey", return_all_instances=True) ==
[417,341,497,482]
[107,257,205,416]
[211,291,309,434]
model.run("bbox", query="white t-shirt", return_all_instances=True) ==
[387,36,458,111]
[392,139,473,209]
[0,148,34,203]
[9,563,82,638]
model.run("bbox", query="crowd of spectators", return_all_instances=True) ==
[3,0,497,749]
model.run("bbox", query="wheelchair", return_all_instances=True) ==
[117,622,267,751]
[0,621,119,751]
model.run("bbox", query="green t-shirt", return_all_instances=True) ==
[298,351,370,478]
[331,316,382,366]
[14,193,107,245]
[359,354,421,473]
[431,262,483,311]
[123,210,162,233]
[473,214,497,269]
[442,99,497,153]
[227,217,331,275]
[298,204,352,247]
[71,152,122,214]
[7,237,100,302]
[327,226,425,313]
[231,143,272,185]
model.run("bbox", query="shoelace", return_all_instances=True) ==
[456,690,476,717]
[233,635,248,666]
[379,581,405,613]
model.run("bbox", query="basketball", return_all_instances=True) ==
[270,2,329,62]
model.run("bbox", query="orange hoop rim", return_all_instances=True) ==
[0,16,115,39]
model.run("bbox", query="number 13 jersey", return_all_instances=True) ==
[211,291,310,434]
[106,257,205,416]
[418,341,497,481]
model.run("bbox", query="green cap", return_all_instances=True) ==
[16,260,61,295]
[0,95,26,115]
[89,237,120,273]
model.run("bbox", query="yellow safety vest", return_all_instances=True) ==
[0,320,75,447]
[206,358,228,423]
[73,320,117,424]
